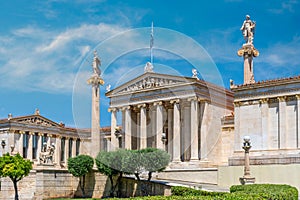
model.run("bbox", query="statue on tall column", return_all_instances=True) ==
[92,50,101,76]
[240,15,256,44]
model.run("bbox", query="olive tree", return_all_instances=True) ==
[67,154,94,197]
[95,149,128,197]
[0,153,32,200]
[141,148,170,181]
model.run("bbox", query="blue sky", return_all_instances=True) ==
[0,0,299,128]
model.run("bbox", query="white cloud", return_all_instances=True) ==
[0,23,127,93]
[268,0,299,14]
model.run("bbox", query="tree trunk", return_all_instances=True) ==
[147,171,152,181]
[82,175,86,197]
[13,180,19,200]
[109,175,114,197]
[135,173,140,181]
[79,176,86,198]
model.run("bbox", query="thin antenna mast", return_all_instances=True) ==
[150,22,154,64]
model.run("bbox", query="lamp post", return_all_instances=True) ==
[239,136,255,185]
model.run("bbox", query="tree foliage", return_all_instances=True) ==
[96,148,170,197]
[67,154,94,197]
[0,153,32,200]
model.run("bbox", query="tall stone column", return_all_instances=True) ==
[55,136,61,166]
[297,95,300,148]
[155,101,164,150]
[36,133,42,159]
[72,139,76,157]
[87,51,104,158]
[65,137,69,163]
[18,131,24,157]
[171,99,181,162]
[123,106,132,149]
[138,104,147,149]
[167,108,173,160]
[109,108,118,151]
[260,98,269,149]
[237,44,259,84]
[278,96,287,149]
[27,132,33,160]
[189,97,199,161]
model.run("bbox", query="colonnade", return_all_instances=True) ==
[10,130,80,165]
[108,97,210,163]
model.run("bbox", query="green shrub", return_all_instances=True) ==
[171,186,226,197]
[230,184,298,200]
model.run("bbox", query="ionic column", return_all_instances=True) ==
[55,136,61,165]
[138,104,147,149]
[109,108,118,151]
[123,106,132,149]
[260,98,269,149]
[18,131,24,157]
[27,132,33,160]
[189,97,199,161]
[36,133,42,157]
[297,95,300,148]
[167,108,173,160]
[278,96,286,149]
[72,139,76,157]
[154,101,164,150]
[65,137,70,163]
[171,99,181,162]
[200,99,208,160]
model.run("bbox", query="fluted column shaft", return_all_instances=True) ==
[139,104,147,149]
[171,100,181,162]
[155,102,164,150]
[190,98,199,160]
[124,106,132,149]
[110,108,118,150]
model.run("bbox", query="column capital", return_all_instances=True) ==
[170,99,180,104]
[19,130,25,134]
[296,94,300,100]
[121,106,131,111]
[198,98,208,103]
[38,132,44,136]
[187,97,198,102]
[153,101,163,106]
[259,98,269,104]
[137,103,147,108]
[108,107,118,112]
[278,96,286,102]
[28,131,34,135]
[48,134,53,138]
[233,101,242,107]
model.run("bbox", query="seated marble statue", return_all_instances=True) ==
[39,144,55,164]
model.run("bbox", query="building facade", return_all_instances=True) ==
[105,67,234,168]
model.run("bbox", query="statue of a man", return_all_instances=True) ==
[92,50,101,76]
[240,15,256,44]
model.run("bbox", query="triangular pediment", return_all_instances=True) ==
[10,115,61,128]
[106,72,194,96]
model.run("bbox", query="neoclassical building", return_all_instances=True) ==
[105,63,234,168]
[0,109,110,168]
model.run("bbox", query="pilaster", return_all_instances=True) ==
[200,99,208,160]
[260,98,269,150]
[278,96,287,149]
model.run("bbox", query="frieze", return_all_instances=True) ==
[16,117,57,127]
[119,76,186,94]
